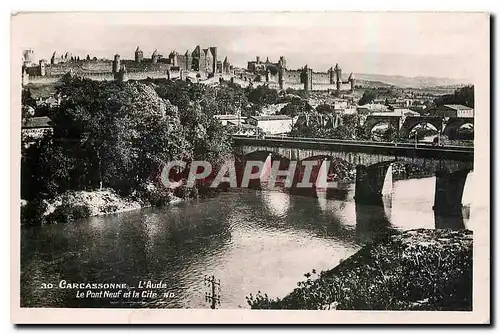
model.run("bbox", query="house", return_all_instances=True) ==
[439,104,474,118]
[214,114,242,126]
[246,115,293,135]
[227,121,260,136]
[21,116,53,143]
[357,103,389,114]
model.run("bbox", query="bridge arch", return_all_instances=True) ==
[244,150,289,162]
[297,155,356,184]
[443,118,474,139]
[364,116,400,137]
[399,116,443,138]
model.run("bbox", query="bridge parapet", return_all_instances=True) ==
[233,136,473,174]
[233,135,474,216]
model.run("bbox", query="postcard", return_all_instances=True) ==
[11,11,490,324]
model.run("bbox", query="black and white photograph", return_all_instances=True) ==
[10,11,490,324]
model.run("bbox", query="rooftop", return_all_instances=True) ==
[22,116,53,129]
[443,104,473,110]
[227,121,258,128]
[214,114,241,120]
[248,115,293,121]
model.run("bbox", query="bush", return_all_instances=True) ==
[246,230,472,310]
[21,199,48,226]
[47,202,92,224]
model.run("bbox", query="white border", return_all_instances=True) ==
[3,1,496,331]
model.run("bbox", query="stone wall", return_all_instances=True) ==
[313,72,331,84]
[283,70,302,84]
[120,60,171,73]
[45,60,113,76]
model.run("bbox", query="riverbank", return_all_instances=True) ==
[246,228,472,310]
[20,180,228,226]
[21,185,181,226]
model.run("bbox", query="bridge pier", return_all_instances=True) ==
[354,162,393,206]
[433,169,470,217]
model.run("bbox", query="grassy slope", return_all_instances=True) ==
[247,229,472,310]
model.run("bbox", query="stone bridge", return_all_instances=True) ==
[233,135,474,217]
[364,115,474,139]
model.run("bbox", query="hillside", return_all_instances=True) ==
[353,73,471,88]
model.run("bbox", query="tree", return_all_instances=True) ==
[434,85,474,108]
[279,99,312,117]
[245,85,279,107]
[358,89,376,105]
[21,76,235,204]
[316,104,334,114]
[22,88,36,109]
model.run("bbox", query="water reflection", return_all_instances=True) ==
[355,201,393,244]
[21,176,469,309]
[434,213,466,230]
[261,190,290,217]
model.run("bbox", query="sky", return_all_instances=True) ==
[13,12,488,81]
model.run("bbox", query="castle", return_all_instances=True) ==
[246,56,355,92]
[21,45,233,86]
[21,47,355,93]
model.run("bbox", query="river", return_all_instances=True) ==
[20,175,472,309]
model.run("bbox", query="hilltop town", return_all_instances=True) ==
[22,46,355,92]
[21,45,474,147]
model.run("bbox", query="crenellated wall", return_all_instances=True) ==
[44,60,113,76]
[23,75,61,85]
[283,70,302,84]
[313,72,330,84]
[309,83,337,91]
[120,60,171,73]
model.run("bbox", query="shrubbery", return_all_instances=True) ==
[21,199,48,226]
[247,229,472,310]
[47,203,92,224]
[21,77,236,224]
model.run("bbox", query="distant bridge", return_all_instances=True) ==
[233,135,474,217]
[364,114,474,139]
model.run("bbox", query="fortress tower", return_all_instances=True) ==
[115,65,128,83]
[184,50,192,70]
[202,48,211,73]
[278,56,287,70]
[348,73,355,91]
[23,49,35,66]
[209,46,218,73]
[334,63,342,91]
[223,57,230,74]
[39,60,46,76]
[328,66,335,84]
[50,51,56,65]
[151,49,159,64]
[112,54,121,73]
[135,47,143,63]
[301,65,313,91]
[169,51,178,67]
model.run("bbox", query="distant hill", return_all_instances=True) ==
[355,79,394,88]
[353,73,471,88]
